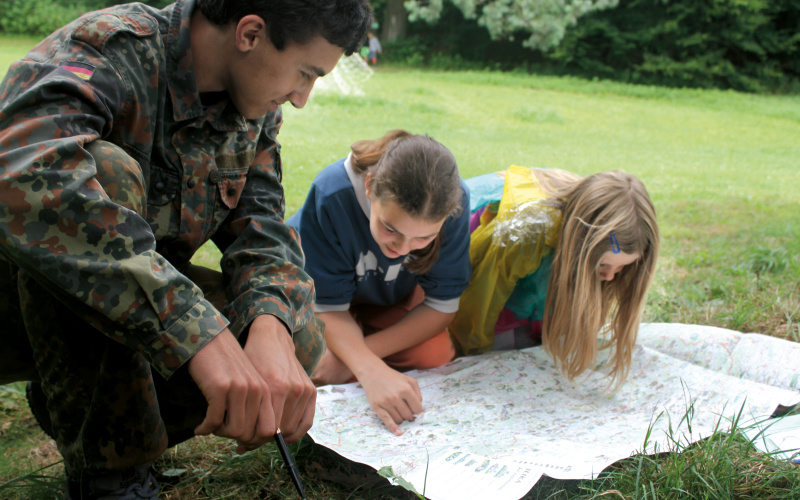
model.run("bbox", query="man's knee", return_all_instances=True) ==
[181,263,228,311]
[177,264,325,374]
[87,140,146,214]
[293,316,326,376]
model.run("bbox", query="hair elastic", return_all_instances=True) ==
[609,231,621,254]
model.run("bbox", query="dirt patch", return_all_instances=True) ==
[27,439,60,469]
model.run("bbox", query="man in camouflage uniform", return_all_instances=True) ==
[0,0,372,497]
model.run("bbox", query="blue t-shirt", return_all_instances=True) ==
[287,156,471,313]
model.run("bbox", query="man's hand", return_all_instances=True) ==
[311,348,354,386]
[187,316,316,454]
[188,328,274,448]
[242,315,316,446]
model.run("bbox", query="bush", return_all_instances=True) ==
[549,0,800,93]
[0,0,86,37]
[0,0,174,37]
[385,0,799,92]
[381,35,429,65]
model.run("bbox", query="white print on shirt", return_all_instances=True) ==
[355,250,403,282]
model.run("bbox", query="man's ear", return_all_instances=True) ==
[234,14,267,52]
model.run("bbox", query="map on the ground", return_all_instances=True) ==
[309,323,800,500]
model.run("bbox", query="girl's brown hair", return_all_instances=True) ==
[350,130,463,274]
[535,169,660,386]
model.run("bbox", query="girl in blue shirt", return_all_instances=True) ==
[288,130,470,434]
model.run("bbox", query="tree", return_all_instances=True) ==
[384,0,409,42]
[404,0,619,51]
[548,0,800,92]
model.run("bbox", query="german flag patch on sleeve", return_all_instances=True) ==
[59,61,95,81]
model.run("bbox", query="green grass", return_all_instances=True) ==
[0,35,40,76]
[278,67,800,338]
[2,38,800,498]
[582,404,800,500]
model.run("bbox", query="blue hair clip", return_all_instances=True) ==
[609,231,621,254]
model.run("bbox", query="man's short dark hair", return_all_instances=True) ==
[196,0,373,56]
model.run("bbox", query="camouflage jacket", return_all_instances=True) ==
[0,0,314,379]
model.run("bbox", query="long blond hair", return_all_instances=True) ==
[535,169,660,386]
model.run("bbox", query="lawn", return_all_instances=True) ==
[1,36,799,499]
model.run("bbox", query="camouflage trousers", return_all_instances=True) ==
[0,141,325,478]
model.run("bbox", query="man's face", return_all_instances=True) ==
[229,34,343,119]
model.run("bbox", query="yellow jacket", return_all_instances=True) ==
[450,166,563,355]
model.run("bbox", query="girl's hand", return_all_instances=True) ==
[311,349,355,386]
[359,365,423,435]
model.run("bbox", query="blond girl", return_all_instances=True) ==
[450,166,659,386]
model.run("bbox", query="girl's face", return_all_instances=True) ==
[598,251,640,282]
[367,196,444,259]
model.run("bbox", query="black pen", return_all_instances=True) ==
[274,428,306,499]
